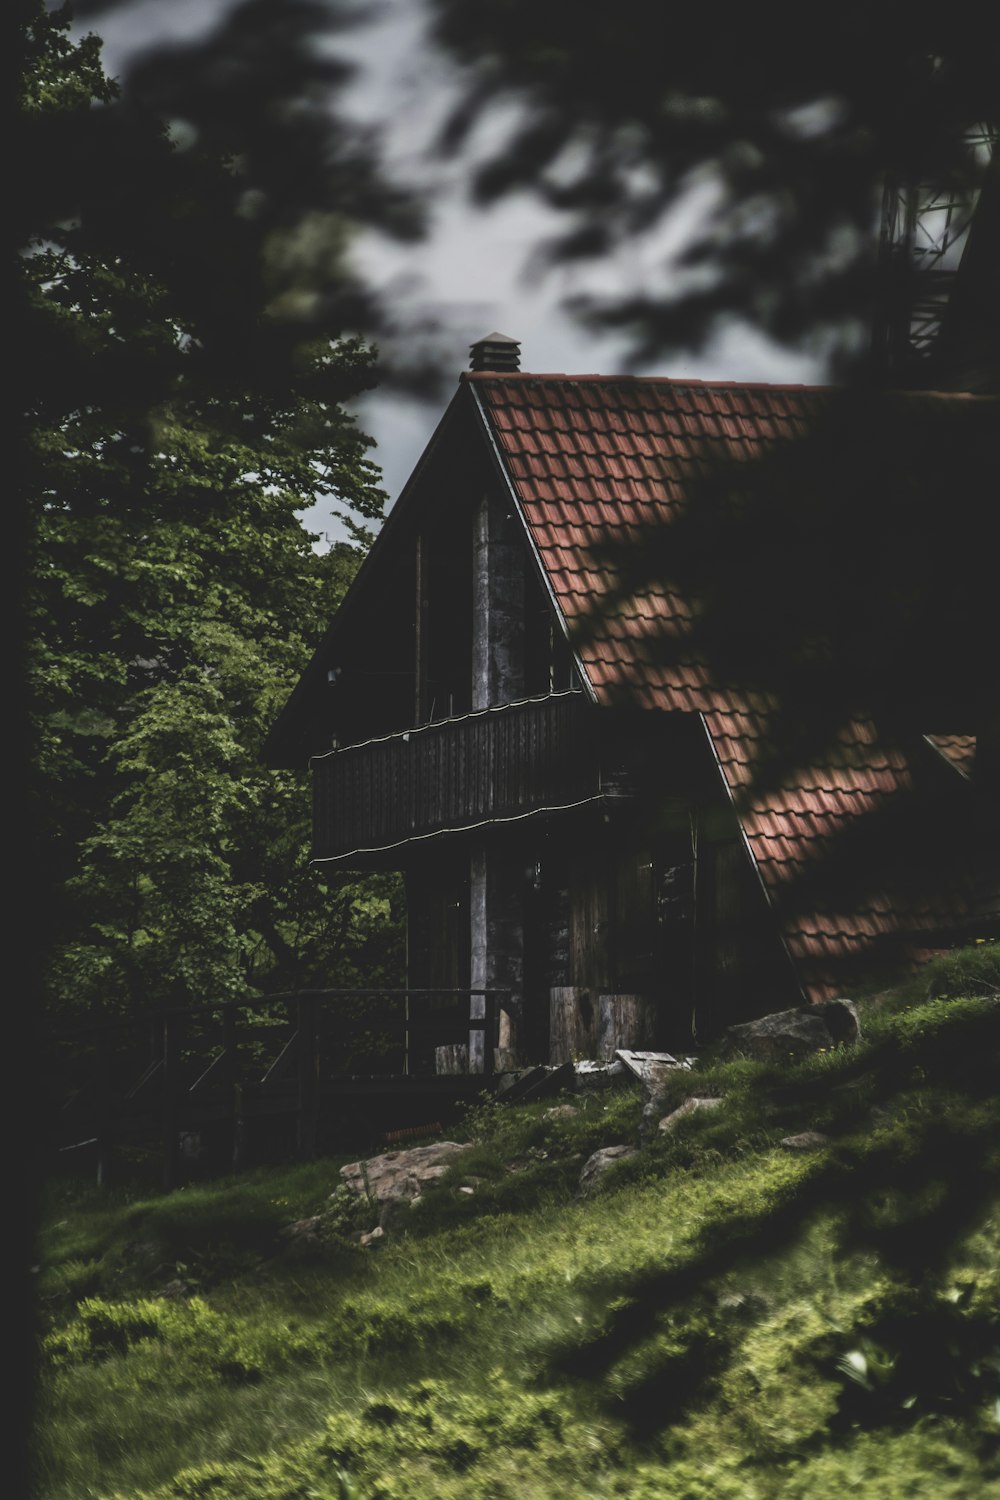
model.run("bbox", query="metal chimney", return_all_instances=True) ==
[469,331,521,372]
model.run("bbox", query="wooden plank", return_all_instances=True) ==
[569,853,609,996]
[434,1043,468,1075]
[483,992,496,1078]
[260,1031,299,1086]
[597,994,658,1060]
[549,985,597,1065]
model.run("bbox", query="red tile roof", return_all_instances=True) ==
[469,372,993,999]
[705,705,983,999]
[926,734,977,779]
[473,373,835,713]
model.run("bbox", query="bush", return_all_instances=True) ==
[924,942,1000,1001]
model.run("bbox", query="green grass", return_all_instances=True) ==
[31,945,1000,1499]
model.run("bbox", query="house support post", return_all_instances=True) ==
[470,844,523,1071]
[467,486,528,1072]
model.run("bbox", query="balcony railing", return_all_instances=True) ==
[311,691,601,861]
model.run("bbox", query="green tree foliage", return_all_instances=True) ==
[21,3,404,1021]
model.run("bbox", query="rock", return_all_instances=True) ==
[718,1000,861,1064]
[716,1290,768,1321]
[779,1130,830,1151]
[578,1144,638,1196]
[543,1103,580,1121]
[159,1278,192,1300]
[377,1196,416,1233]
[640,1083,718,1144]
[639,1092,667,1144]
[276,1214,332,1260]
[339,1141,474,1207]
[657,1095,724,1134]
[816,998,861,1046]
[282,1216,323,1239]
[125,1239,169,1274]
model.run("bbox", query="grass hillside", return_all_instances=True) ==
[32,946,1000,1499]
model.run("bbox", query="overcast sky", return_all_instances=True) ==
[86,0,828,542]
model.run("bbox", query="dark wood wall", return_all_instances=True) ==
[562,828,695,1051]
[404,854,470,993]
[691,830,801,1042]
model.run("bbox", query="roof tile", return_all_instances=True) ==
[469,372,989,1000]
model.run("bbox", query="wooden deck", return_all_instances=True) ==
[47,990,510,1187]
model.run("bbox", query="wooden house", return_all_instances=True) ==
[266,336,995,1069]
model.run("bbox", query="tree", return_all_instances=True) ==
[424,2,1000,858]
[428,0,999,384]
[20,2,405,1023]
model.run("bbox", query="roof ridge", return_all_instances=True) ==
[462,370,834,392]
[463,370,996,399]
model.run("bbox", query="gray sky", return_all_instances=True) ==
[87,0,828,542]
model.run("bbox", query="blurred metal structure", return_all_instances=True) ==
[874,125,996,381]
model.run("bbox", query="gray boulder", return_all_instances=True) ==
[718,999,860,1064]
[543,1103,580,1122]
[578,1144,638,1196]
[817,998,862,1045]
[339,1141,474,1208]
[657,1095,725,1135]
[779,1130,831,1151]
[640,1091,667,1143]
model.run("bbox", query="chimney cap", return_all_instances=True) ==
[469,331,521,372]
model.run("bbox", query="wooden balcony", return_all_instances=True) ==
[311,691,602,861]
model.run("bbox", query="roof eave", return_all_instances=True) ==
[466,378,599,707]
[263,382,483,767]
[698,711,809,1003]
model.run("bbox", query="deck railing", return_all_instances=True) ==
[48,989,510,1187]
[311,691,600,861]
